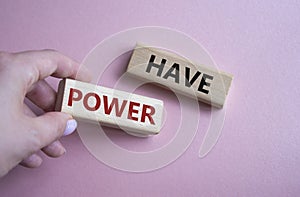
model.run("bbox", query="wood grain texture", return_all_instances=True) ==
[126,44,233,108]
[55,79,164,136]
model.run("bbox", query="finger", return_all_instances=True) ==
[8,50,92,95]
[20,153,43,168]
[31,112,77,149]
[26,79,56,112]
[42,140,66,158]
[23,105,67,158]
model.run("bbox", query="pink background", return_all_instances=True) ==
[0,0,299,196]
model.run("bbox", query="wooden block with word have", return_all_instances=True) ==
[55,79,164,136]
[126,44,233,108]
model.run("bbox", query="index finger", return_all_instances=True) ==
[8,49,92,93]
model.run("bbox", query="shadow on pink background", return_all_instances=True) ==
[0,0,299,196]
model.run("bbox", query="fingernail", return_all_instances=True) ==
[53,141,66,155]
[63,119,77,136]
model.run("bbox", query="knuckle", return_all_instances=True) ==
[23,65,39,88]
[26,128,43,151]
[50,114,66,134]
[44,113,67,137]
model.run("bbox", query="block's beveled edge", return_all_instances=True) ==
[55,79,66,112]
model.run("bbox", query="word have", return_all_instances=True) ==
[67,88,156,125]
[146,55,214,94]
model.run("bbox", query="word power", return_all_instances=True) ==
[126,44,233,108]
[55,79,164,136]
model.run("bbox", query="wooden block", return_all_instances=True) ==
[126,44,233,108]
[55,79,164,136]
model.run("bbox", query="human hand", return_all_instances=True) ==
[0,50,91,177]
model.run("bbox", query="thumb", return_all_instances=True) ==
[32,112,77,149]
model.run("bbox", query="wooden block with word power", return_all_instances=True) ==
[126,44,233,108]
[55,79,164,136]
